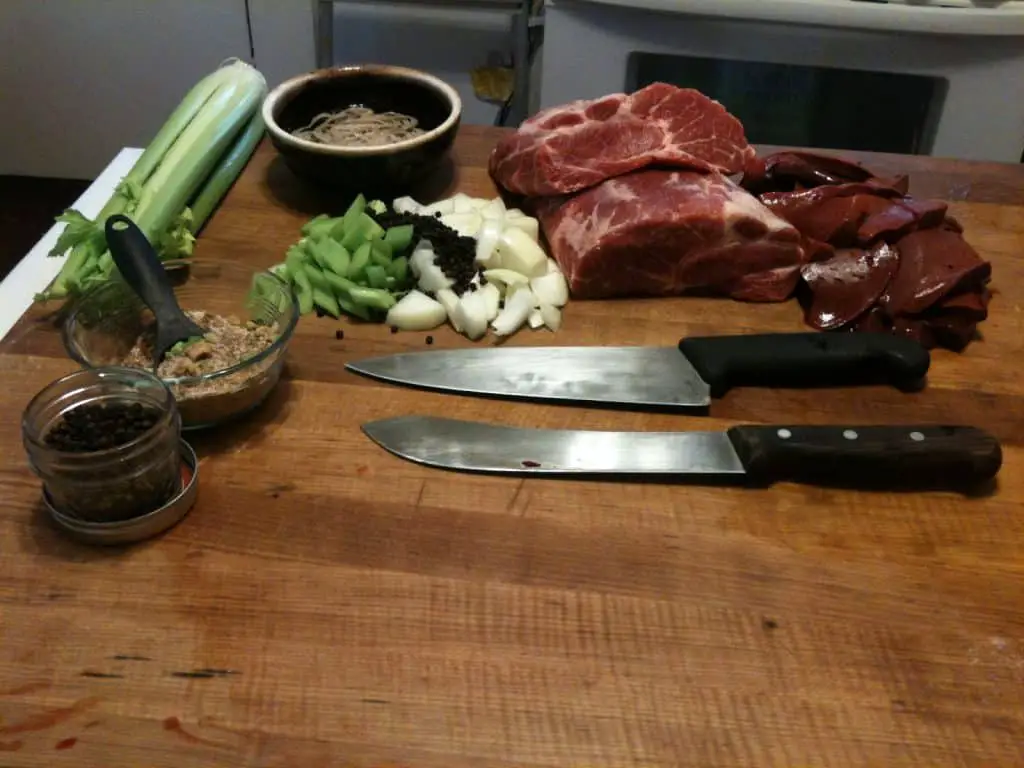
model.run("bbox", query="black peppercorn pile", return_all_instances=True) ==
[370,209,482,295]
[45,402,161,453]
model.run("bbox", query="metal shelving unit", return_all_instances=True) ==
[314,0,538,125]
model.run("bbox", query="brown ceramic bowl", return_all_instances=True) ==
[262,64,462,198]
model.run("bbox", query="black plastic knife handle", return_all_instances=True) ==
[727,425,1001,490]
[678,332,930,397]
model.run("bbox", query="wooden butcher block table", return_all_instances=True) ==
[0,127,1022,767]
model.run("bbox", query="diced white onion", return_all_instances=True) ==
[496,228,547,278]
[507,282,539,308]
[504,215,540,243]
[452,193,477,214]
[436,288,462,332]
[420,198,455,216]
[453,290,489,340]
[392,196,422,214]
[481,282,501,321]
[440,211,483,239]
[530,270,569,308]
[480,197,507,222]
[475,218,504,268]
[540,303,562,332]
[483,268,530,292]
[410,241,453,293]
[491,288,535,337]
[386,290,447,331]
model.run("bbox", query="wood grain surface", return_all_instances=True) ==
[1,126,1022,767]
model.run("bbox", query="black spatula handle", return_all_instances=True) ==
[104,214,184,320]
[727,424,1001,490]
[678,332,930,397]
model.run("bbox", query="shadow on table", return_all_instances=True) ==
[23,502,144,563]
[19,374,295,561]
[263,154,456,215]
[185,373,295,458]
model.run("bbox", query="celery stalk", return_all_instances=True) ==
[132,60,267,245]
[37,60,264,304]
[130,64,237,189]
[188,105,266,234]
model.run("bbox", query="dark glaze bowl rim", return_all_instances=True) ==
[262,64,462,158]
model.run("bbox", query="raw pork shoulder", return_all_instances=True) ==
[490,83,756,197]
[534,170,807,301]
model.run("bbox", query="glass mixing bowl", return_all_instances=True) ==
[63,259,299,430]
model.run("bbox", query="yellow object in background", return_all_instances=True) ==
[471,66,515,105]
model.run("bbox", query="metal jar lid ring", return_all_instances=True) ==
[43,439,199,546]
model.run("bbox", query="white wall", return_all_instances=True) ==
[248,0,317,91]
[250,0,509,126]
[0,0,515,179]
[0,0,252,179]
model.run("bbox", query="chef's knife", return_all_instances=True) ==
[361,416,1000,491]
[346,332,930,410]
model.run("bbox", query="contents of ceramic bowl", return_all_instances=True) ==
[292,106,426,147]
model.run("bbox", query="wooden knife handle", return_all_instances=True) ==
[727,424,1001,490]
[678,332,931,397]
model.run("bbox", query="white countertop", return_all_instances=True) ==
[0,148,142,342]
[557,0,1024,35]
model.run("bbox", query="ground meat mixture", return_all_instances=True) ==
[116,310,284,427]
[124,311,279,381]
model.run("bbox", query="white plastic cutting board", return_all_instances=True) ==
[0,149,143,343]
[570,0,1024,35]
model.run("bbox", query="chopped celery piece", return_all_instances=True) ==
[301,213,329,236]
[312,288,340,317]
[307,239,329,269]
[349,286,396,311]
[349,242,371,278]
[310,215,343,240]
[323,270,358,296]
[341,193,366,233]
[370,240,392,266]
[383,225,414,253]
[340,219,368,251]
[313,238,351,276]
[303,263,330,293]
[284,248,306,283]
[338,295,371,321]
[388,255,409,283]
[269,262,289,281]
[289,262,314,315]
[365,265,388,289]
[360,212,385,240]
[329,218,349,243]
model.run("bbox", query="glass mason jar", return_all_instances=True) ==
[22,367,183,523]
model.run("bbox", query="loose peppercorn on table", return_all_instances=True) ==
[1,127,1023,767]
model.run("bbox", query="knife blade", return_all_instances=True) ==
[346,332,930,410]
[361,416,1000,490]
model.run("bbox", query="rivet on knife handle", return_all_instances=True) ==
[678,332,931,398]
[726,425,1001,490]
